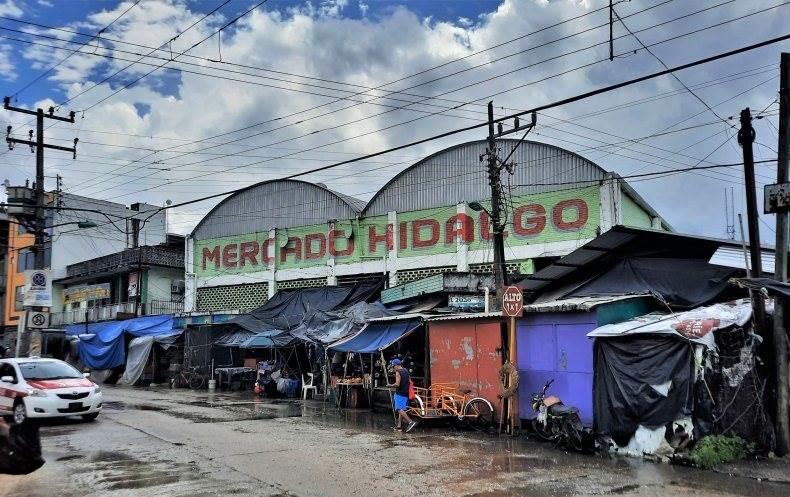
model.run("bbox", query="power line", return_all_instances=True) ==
[10,0,142,100]
[105,15,790,202]
[53,0,685,192]
[154,32,790,213]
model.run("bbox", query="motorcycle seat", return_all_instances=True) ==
[548,403,579,416]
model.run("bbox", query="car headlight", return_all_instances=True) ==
[27,388,47,397]
[94,385,102,394]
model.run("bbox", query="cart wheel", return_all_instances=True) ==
[189,374,205,390]
[464,398,494,428]
[412,395,426,416]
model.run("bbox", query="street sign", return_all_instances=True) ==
[27,311,50,329]
[23,269,52,307]
[765,183,790,213]
[502,286,523,317]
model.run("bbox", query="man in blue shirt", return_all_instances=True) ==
[389,358,417,433]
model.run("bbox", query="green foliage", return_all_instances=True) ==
[688,435,751,469]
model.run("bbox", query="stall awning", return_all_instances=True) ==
[329,318,422,353]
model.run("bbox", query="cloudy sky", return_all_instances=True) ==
[0,0,787,241]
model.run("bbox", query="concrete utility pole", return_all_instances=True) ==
[738,107,767,331]
[773,52,790,456]
[486,102,508,307]
[4,97,76,356]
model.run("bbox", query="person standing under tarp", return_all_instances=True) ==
[388,358,417,433]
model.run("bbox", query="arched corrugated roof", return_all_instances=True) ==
[362,139,610,216]
[191,179,363,240]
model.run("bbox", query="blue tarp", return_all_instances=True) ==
[329,318,422,353]
[65,315,180,370]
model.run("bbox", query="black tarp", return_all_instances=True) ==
[593,335,695,446]
[229,281,383,333]
[566,257,738,308]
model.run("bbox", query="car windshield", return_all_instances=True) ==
[19,361,83,380]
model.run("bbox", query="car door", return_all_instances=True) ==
[0,362,21,412]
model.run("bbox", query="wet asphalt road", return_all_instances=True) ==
[1,386,789,497]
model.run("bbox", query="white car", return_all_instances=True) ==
[0,358,103,424]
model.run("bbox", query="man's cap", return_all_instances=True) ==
[390,358,402,366]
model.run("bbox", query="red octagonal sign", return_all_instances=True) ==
[502,286,523,317]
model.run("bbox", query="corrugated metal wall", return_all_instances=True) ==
[363,139,606,216]
[193,179,362,240]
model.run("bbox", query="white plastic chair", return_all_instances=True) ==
[302,373,317,400]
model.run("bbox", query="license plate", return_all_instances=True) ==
[68,402,82,410]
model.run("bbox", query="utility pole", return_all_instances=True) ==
[738,107,766,331]
[4,97,77,357]
[773,52,790,456]
[486,101,507,306]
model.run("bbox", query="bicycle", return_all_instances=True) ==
[407,383,495,429]
[169,366,207,390]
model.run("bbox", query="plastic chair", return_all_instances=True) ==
[302,373,317,400]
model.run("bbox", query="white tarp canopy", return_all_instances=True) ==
[119,332,182,385]
[587,300,753,349]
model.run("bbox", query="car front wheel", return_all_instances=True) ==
[13,402,27,424]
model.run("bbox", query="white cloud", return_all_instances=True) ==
[37,0,54,7]
[0,43,16,81]
[0,0,22,17]
[11,0,785,239]
[358,1,368,17]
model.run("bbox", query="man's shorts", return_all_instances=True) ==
[393,393,408,412]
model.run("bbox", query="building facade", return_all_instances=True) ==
[186,140,669,313]
[51,235,185,326]
[2,189,168,337]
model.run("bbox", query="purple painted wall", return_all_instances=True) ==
[517,312,596,425]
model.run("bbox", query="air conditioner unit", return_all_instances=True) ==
[171,280,185,294]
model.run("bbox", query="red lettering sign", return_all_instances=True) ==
[329,229,354,257]
[368,224,393,253]
[445,213,473,244]
[553,199,588,231]
[222,244,238,268]
[399,222,408,250]
[239,241,259,267]
[281,237,302,263]
[202,246,221,270]
[305,233,327,259]
[261,238,273,264]
[513,204,546,237]
[412,219,439,248]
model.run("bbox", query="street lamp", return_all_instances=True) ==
[468,201,488,214]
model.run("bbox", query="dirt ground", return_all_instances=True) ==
[1,386,788,497]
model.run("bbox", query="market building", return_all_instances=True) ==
[186,139,669,313]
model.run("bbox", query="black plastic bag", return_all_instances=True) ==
[0,421,45,475]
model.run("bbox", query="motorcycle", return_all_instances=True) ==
[530,379,584,451]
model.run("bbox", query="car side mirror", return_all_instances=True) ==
[83,372,91,378]
[1,375,14,383]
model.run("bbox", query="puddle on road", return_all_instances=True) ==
[80,450,202,490]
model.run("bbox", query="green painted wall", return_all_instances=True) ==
[622,194,654,228]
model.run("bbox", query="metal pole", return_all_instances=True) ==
[739,108,767,330]
[773,52,790,456]
[609,0,614,61]
[508,315,518,433]
[487,102,507,307]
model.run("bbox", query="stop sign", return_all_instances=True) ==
[502,286,523,317]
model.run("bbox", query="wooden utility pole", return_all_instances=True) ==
[4,97,76,356]
[773,52,790,456]
[738,107,767,330]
